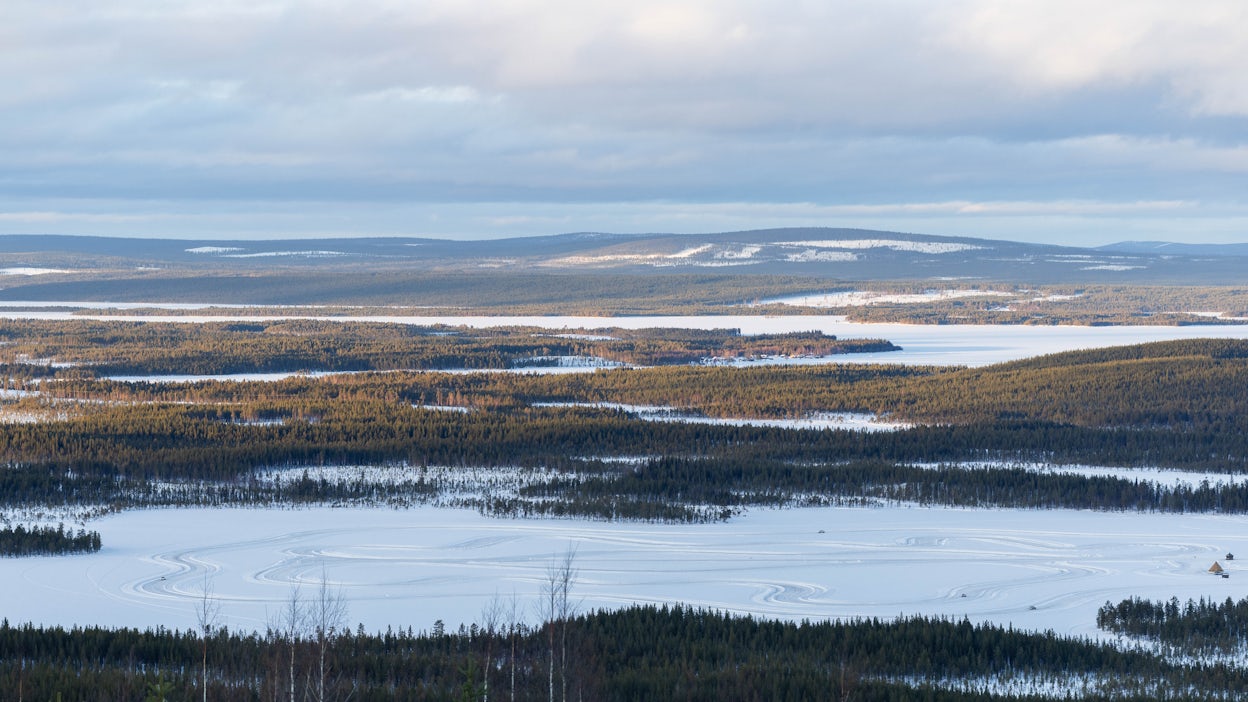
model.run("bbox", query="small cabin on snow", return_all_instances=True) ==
[1209,561,1225,574]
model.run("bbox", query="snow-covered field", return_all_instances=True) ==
[3,505,1244,638]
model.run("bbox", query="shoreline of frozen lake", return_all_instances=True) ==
[2,306,1248,366]
[2,504,1244,639]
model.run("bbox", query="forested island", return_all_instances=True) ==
[0,523,100,556]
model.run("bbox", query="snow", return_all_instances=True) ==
[415,404,472,413]
[665,244,713,258]
[550,333,617,341]
[106,370,356,383]
[4,504,1246,638]
[0,267,68,275]
[777,239,983,254]
[535,402,911,431]
[784,249,859,263]
[512,355,627,369]
[767,290,1011,307]
[185,246,244,254]
[715,245,762,259]
[1083,264,1147,271]
[222,250,347,258]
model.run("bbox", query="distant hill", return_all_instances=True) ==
[1097,240,1248,257]
[0,228,1246,288]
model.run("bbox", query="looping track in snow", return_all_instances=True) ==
[3,505,1243,637]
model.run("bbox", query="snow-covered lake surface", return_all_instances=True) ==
[3,505,1245,638]
[2,305,1248,366]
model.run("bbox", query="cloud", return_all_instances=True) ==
[0,211,153,224]
[1,0,1247,243]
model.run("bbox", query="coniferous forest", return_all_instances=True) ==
[5,604,1248,701]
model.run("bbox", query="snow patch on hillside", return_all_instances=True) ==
[784,250,859,263]
[778,239,983,254]
[0,267,69,275]
[766,290,1010,307]
[223,250,347,258]
[715,245,763,260]
[185,246,244,254]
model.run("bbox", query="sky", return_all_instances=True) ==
[3,1,1247,244]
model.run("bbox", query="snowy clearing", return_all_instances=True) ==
[534,402,911,431]
[777,239,983,254]
[766,290,1011,307]
[3,504,1246,639]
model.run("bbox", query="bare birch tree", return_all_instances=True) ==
[508,591,521,702]
[540,547,578,702]
[195,573,222,702]
[480,593,504,702]
[269,585,304,702]
[310,568,348,702]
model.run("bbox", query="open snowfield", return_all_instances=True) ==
[2,505,1245,639]
[2,306,1248,366]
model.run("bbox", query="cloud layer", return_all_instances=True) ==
[3,1,1247,242]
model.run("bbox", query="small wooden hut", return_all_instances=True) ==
[1210,561,1225,574]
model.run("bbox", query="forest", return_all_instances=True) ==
[1097,594,1248,656]
[4,603,1243,701]
[0,319,895,375]
[2,326,1248,520]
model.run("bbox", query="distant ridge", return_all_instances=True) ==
[1098,240,1248,256]
[1,228,1246,285]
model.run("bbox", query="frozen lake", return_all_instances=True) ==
[1,303,1247,366]
[4,505,1245,638]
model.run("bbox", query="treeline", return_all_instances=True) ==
[7,450,1248,524]
[0,523,101,556]
[0,319,894,376]
[518,457,1248,519]
[1,605,1239,701]
[818,284,1248,326]
[1098,595,1248,655]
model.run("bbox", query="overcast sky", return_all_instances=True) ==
[4,1,1247,244]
